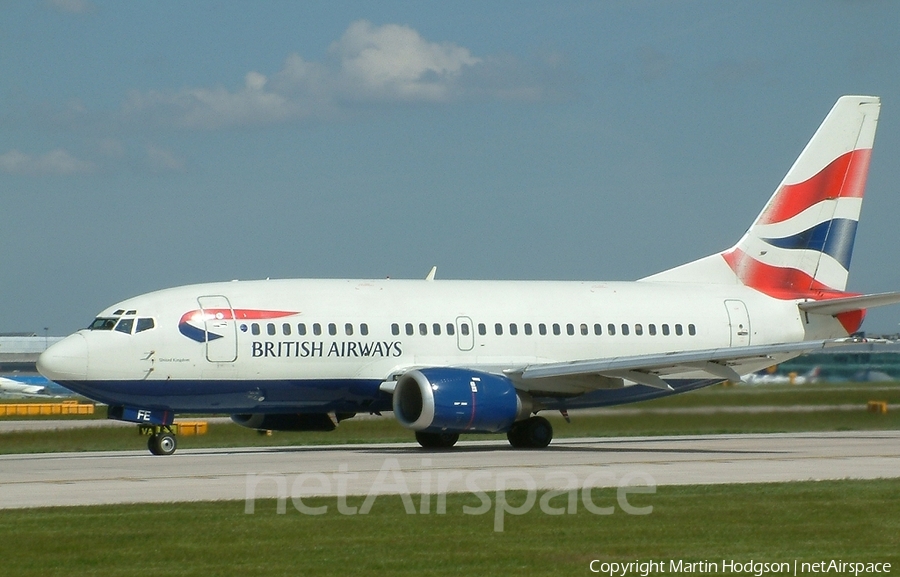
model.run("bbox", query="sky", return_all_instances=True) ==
[3,0,900,336]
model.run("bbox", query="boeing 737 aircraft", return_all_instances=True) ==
[0,376,48,396]
[38,96,900,455]
[0,375,72,397]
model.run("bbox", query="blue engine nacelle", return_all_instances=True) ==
[393,368,532,433]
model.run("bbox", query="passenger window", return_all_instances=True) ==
[594,323,602,336]
[621,324,630,336]
[524,323,533,336]
[478,323,486,336]
[649,324,657,336]
[460,324,469,336]
[313,323,322,336]
[662,324,670,336]
[135,318,155,333]
[446,323,455,336]
[328,323,337,336]
[580,323,588,336]
[509,323,518,336]
[566,323,574,336]
[252,323,260,336]
[115,318,134,334]
[267,323,276,336]
[405,323,414,336]
[298,323,307,336]
[283,323,291,336]
[495,323,503,336]
[675,324,683,336]
[433,323,441,336]
[635,324,643,336]
[360,323,369,336]
[539,323,547,336]
[391,323,400,336]
[688,324,696,336]
[552,323,561,336]
[345,323,353,336]
[607,323,616,336]
[419,323,428,336]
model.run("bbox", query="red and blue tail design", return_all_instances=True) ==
[722,95,879,300]
[645,96,880,306]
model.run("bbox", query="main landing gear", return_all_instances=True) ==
[143,425,178,456]
[507,416,553,449]
[415,431,460,449]
[413,416,554,450]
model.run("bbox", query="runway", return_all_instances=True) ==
[1,431,899,510]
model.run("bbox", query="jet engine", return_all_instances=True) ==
[393,367,531,433]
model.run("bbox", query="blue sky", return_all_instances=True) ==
[3,1,900,335]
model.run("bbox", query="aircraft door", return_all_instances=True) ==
[198,295,238,362]
[455,316,474,351]
[724,299,751,347]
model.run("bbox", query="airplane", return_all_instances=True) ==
[742,366,821,385]
[0,375,73,397]
[37,95,900,456]
[0,375,48,396]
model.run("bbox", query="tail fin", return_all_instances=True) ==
[644,95,880,298]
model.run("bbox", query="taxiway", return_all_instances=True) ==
[1,431,898,510]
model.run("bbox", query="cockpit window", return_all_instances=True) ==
[88,318,118,331]
[114,318,134,334]
[135,318,155,333]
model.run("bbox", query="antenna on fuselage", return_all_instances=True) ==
[425,266,437,281]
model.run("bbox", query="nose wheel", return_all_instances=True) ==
[145,426,178,456]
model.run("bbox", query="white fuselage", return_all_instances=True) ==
[36,277,846,414]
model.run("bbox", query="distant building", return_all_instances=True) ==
[765,341,900,382]
[0,334,64,373]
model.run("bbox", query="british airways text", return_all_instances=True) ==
[251,341,403,358]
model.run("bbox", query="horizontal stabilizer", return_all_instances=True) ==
[798,291,900,315]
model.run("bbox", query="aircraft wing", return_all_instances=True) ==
[515,339,846,391]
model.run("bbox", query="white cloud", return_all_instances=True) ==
[125,70,306,130]
[96,138,126,158]
[0,149,94,175]
[328,20,481,102]
[48,0,93,14]
[146,145,186,172]
[123,20,551,129]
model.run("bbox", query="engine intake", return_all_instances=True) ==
[393,368,531,433]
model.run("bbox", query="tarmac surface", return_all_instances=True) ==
[1,430,898,510]
[0,404,873,433]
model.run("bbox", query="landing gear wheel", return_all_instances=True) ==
[148,432,178,456]
[415,431,460,449]
[507,416,553,449]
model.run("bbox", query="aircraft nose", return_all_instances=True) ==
[37,334,88,381]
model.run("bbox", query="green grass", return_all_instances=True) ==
[632,380,900,407]
[1,382,899,454]
[0,480,896,576]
